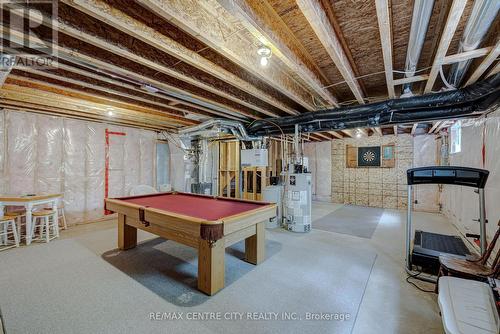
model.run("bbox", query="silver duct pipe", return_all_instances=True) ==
[447,0,499,87]
[401,0,435,97]
[178,119,262,141]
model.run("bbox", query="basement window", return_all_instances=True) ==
[450,121,461,154]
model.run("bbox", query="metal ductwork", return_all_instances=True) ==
[246,74,500,136]
[401,0,435,97]
[447,0,499,88]
[178,119,262,141]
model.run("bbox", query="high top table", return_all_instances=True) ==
[0,194,62,245]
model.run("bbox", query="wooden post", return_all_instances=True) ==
[118,214,137,250]
[245,222,265,264]
[198,238,225,295]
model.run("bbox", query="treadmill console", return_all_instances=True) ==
[407,166,489,188]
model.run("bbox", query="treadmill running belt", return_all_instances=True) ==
[418,231,470,255]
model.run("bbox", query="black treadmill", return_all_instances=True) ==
[406,166,489,281]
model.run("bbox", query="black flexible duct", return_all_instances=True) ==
[246,74,500,136]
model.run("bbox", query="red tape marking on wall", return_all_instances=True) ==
[105,129,126,215]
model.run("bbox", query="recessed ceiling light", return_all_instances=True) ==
[107,110,113,116]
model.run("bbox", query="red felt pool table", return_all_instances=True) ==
[105,192,276,295]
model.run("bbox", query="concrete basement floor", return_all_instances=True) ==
[55,201,451,334]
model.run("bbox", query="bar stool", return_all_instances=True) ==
[43,204,67,230]
[31,210,59,243]
[4,210,26,241]
[0,216,20,251]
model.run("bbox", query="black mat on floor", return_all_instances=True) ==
[313,205,384,239]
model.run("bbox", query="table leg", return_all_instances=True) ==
[118,214,137,250]
[245,221,265,265]
[52,200,59,238]
[25,203,33,245]
[0,204,4,245]
[198,238,225,295]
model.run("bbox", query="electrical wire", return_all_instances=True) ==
[405,270,436,293]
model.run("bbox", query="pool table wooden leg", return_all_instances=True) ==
[245,221,265,265]
[118,214,137,250]
[198,238,225,295]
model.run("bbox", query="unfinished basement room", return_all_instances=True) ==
[0,1,499,333]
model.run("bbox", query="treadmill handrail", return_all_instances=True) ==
[407,166,489,188]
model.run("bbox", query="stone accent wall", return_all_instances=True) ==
[331,134,413,210]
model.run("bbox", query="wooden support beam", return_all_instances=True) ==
[62,0,298,115]
[315,133,332,141]
[436,121,449,133]
[2,26,250,121]
[14,69,195,125]
[393,75,429,86]
[340,130,354,138]
[465,40,500,86]
[428,121,442,133]
[52,61,240,120]
[16,7,276,119]
[1,84,179,129]
[373,127,383,136]
[411,123,419,135]
[1,103,166,131]
[297,0,365,104]
[216,0,338,107]
[486,62,500,78]
[375,0,396,98]
[393,125,398,136]
[442,46,492,65]
[424,0,467,93]
[85,0,304,114]
[328,131,343,139]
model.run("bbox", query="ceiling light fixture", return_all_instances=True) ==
[356,129,362,138]
[257,45,271,67]
[107,110,113,116]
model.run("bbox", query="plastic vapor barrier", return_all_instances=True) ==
[0,110,157,225]
[304,141,332,201]
[441,109,500,254]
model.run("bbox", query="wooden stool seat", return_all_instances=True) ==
[0,216,19,250]
[4,211,24,217]
[439,255,493,277]
[32,210,55,217]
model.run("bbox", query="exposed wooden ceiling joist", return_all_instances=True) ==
[65,0,304,115]
[215,0,339,107]
[297,0,365,105]
[374,0,395,98]
[465,40,500,86]
[55,20,279,118]
[393,75,429,86]
[2,27,251,121]
[328,131,343,139]
[424,0,467,94]
[2,103,166,131]
[81,0,306,115]
[442,46,492,65]
[8,73,195,126]
[411,123,418,135]
[43,61,230,120]
[486,62,500,78]
[1,83,179,129]
[428,121,442,133]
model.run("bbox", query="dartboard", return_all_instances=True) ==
[357,146,381,167]
[362,150,376,162]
